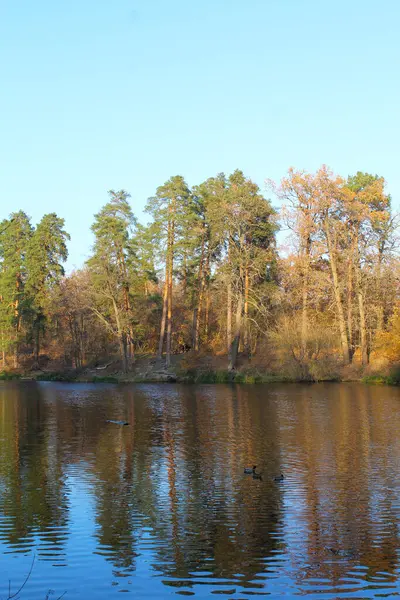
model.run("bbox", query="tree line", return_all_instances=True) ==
[0,166,398,379]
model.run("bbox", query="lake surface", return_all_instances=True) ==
[1,382,400,598]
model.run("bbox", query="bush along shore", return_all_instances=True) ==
[1,354,400,385]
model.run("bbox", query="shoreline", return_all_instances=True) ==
[1,353,399,386]
[0,370,398,387]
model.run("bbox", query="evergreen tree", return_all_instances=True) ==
[87,190,137,372]
[146,176,192,367]
[25,213,69,366]
[0,212,33,367]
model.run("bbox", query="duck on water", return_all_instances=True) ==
[244,466,284,482]
[244,465,263,480]
[244,465,257,474]
[106,419,129,426]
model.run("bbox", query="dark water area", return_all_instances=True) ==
[1,382,400,598]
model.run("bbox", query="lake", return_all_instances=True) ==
[1,382,400,599]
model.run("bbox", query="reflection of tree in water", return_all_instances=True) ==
[131,386,285,586]
[0,384,68,556]
[84,385,285,583]
[2,381,400,594]
[90,388,167,572]
[277,383,400,589]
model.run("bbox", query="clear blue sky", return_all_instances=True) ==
[1,0,399,270]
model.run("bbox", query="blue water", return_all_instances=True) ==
[1,382,400,598]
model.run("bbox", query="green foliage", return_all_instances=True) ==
[0,371,21,380]
[388,366,400,385]
[91,190,136,260]
[24,213,70,363]
[362,366,400,386]
[181,368,285,384]
[182,369,233,383]
[26,213,69,307]
[0,212,33,358]
[87,190,138,372]
[0,165,397,381]
[36,371,78,382]
[35,372,118,383]
[362,375,388,385]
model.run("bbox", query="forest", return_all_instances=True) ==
[0,165,399,383]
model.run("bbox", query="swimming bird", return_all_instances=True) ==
[106,419,129,426]
[273,472,284,481]
[244,465,257,474]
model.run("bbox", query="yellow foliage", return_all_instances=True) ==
[375,308,400,362]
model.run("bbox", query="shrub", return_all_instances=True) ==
[91,376,119,383]
[362,368,400,386]
[388,365,400,385]
[362,375,388,385]
[0,371,21,381]
[36,371,78,382]
[270,315,340,381]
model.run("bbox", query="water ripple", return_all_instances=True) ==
[1,382,400,597]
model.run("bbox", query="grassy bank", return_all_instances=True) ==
[179,369,289,384]
[0,371,21,381]
[1,356,399,386]
[0,368,312,384]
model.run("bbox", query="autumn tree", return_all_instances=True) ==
[345,172,393,364]
[0,165,397,380]
[272,169,320,356]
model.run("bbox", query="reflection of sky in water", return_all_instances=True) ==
[1,382,400,598]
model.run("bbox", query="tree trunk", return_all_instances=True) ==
[111,296,128,373]
[229,291,243,371]
[300,241,311,358]
[376,252,384,332]
[358,288,368,366]
[158,274,168,359]
[80,314,85,366]
[227,279,232,354]
[204,252,211,344]
[191,308,198,350]
[166,259,173,368]
[194,280,205,352]
[301,281,308,359]
[182,249,187,297]
[193,233,206,352]
[244,266,250,356]
[129,328,135,364]
[13,345,18,369]
[13,297,20,369]
[356,262,368,365]
[347,257,354,362]
[34,319,40,367]
[119,334,128,373]
[205,290,210,342]
[1,329,5,368]
[165,201,175,368]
